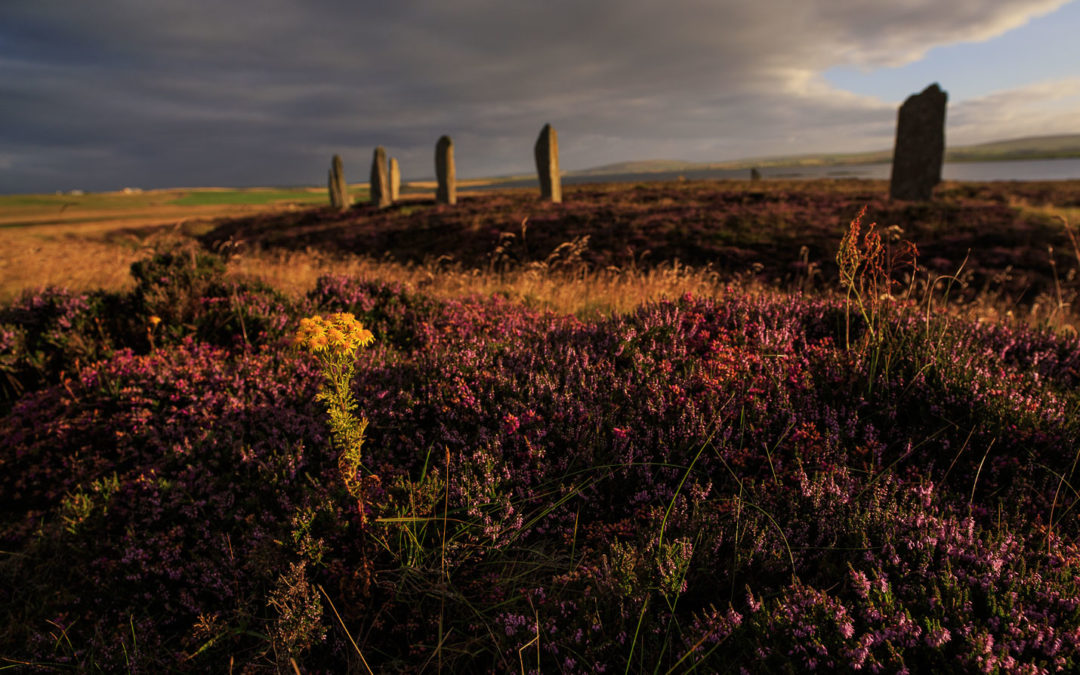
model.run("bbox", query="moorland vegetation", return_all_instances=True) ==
[3,179,1080,672]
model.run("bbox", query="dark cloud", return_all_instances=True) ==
[0,0,1071,193]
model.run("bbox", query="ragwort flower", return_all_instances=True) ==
[294,313,376,517]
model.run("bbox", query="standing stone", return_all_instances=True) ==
[370,146,390,208]
[534,123,562,203]
[389,157,401,202]
[435,135,456,205]
[750,167,762,181]
[328,154,348,211]
[889,83,947,201]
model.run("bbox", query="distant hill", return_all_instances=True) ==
[945,134,1080,161]
[572,133,1080,177]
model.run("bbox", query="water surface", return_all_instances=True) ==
[476,158,1080,190]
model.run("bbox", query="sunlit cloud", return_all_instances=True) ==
[949,77,1080,144]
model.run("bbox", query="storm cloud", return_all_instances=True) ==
[0,0,1072,193]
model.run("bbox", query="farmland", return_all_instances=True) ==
[3,178,1080,672]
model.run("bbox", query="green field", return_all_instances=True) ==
[169,189,328,206]
[0,191,174,211]
[0,186,374,212]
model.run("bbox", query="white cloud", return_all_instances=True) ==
[807,0,1069,67]
[949,77,1080,144]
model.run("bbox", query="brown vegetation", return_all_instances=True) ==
[5,178,1080,328]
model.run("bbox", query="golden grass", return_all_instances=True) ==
[7,221,1080,333]
[1,229,141,302]
[0,192,319,303]
[5,188,1080,333]
[1010,200,1080,233]
[225,246,1080,333]
[0,214,214,302]
[1,185,733,315]
[0,182,525,303]
[1,218,736,317]
[231,247,737,318]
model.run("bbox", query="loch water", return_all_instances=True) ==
[479,158,1080,190]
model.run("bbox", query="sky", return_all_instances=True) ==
[2,0,1079,194]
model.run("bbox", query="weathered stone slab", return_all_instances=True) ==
[328,154,348,211]
[889,83,947,201]
[436,135,456,205]
[370,146,390,208]
[750,167,762,181]
[534,123,562,203]
[389,157,400,202]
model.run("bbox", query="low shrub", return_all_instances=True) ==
[4,274,1080,671]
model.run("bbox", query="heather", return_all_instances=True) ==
[202,179,1080,309]
[4,205,1080,670]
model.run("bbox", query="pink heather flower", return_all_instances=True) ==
[927,627,951,648]
[746,590,762,613]
[850,568,872,600]
[503,413,520,435]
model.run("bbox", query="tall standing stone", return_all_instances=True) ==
[389,157,401,202]
[370,146,390,208]
[889,83,947,201]
[534,123,562,203]
[328,154,348,211]
[435,135,456,205]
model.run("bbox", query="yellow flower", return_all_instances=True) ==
[309,326,328,346]
[309,333,329,351]
[149,315,162,327]
[295,314,374,355]
[326,327,346,348]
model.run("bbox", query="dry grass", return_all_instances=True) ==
[1,229,141,302]
[6,185,1080,332]
[1,198,737,316]
[0,193,317,303]
[1008,198,1080,230]
[1,218,739,318]
[228,246,737,318]
[224,245,1080,333]
[8,222,1080,332]
[0,220,205,303]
